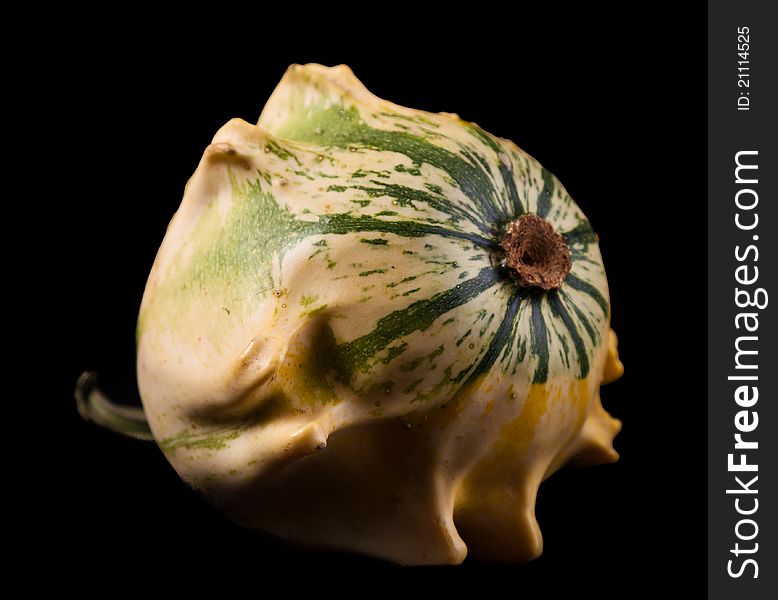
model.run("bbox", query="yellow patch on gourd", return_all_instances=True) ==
[454,384,549,514]
[452,378,597,561]
[569,377,595,429]
[276,319,340,410]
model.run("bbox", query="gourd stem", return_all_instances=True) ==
[75,371,154,441]
[500,214,571,290]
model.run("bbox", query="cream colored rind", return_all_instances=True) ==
[136,64,622,564]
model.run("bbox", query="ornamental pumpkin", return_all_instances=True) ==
[80,64,624,565]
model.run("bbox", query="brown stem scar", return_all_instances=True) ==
[500,214,571,290]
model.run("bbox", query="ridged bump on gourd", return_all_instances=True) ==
[136,64,624,565]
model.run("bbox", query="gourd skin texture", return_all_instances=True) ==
[137,64,623,565]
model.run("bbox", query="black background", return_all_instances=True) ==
[45,10,705,594]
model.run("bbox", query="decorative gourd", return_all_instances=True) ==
[83,64,624,565]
